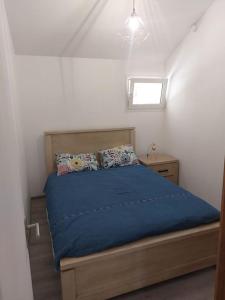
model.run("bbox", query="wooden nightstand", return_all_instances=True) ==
[139,154,179,185]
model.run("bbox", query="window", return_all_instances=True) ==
[127,77,168,110]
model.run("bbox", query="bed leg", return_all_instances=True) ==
[61,269,77,300]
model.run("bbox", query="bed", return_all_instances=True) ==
[44,128,220,300]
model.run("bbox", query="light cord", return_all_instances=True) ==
[133,0,136,14]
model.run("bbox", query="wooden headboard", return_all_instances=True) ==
[45,127,135,174]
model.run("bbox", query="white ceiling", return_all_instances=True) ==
[5,0,213,60]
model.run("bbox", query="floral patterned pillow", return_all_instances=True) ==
[56,153,99,176]
[99,145,139,169]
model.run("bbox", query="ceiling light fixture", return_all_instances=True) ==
[117,0,149,47]
[127,0,144,33]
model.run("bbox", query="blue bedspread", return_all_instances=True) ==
[44,165,219,269]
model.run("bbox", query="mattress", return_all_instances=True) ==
[44,165,219,269]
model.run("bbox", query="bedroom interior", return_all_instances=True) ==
[0,1,225,300]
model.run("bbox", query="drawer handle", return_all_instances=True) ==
[158,169,169,173]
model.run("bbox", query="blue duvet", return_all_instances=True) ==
[44,165,219,269]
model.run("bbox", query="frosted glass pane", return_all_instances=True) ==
[133,82,163,105]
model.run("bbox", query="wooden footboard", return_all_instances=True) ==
[60,222,219,300]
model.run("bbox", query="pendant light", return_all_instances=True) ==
[117,0,149,47]
[126,0,144,33]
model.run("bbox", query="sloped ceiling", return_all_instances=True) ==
[5,0,213,60]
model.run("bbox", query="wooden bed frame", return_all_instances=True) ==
[45,127,220,300]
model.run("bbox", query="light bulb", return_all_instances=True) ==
[127,11,144,33]
[128,15,140,32]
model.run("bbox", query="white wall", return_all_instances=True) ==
[0,0,33,299]
[15,55,166,196]
[165,0,225,209]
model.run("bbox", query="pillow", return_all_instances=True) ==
[99,145,139,169]
[56,153,99,176]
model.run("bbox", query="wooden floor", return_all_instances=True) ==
[29,197,216,300]
[29,197,61,300]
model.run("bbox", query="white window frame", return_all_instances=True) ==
[127,77,168,111]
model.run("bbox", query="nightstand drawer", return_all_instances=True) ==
[150,162,178,176]
[164,174,178,185]
[150,162,179,184]
[139,154,179,185]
